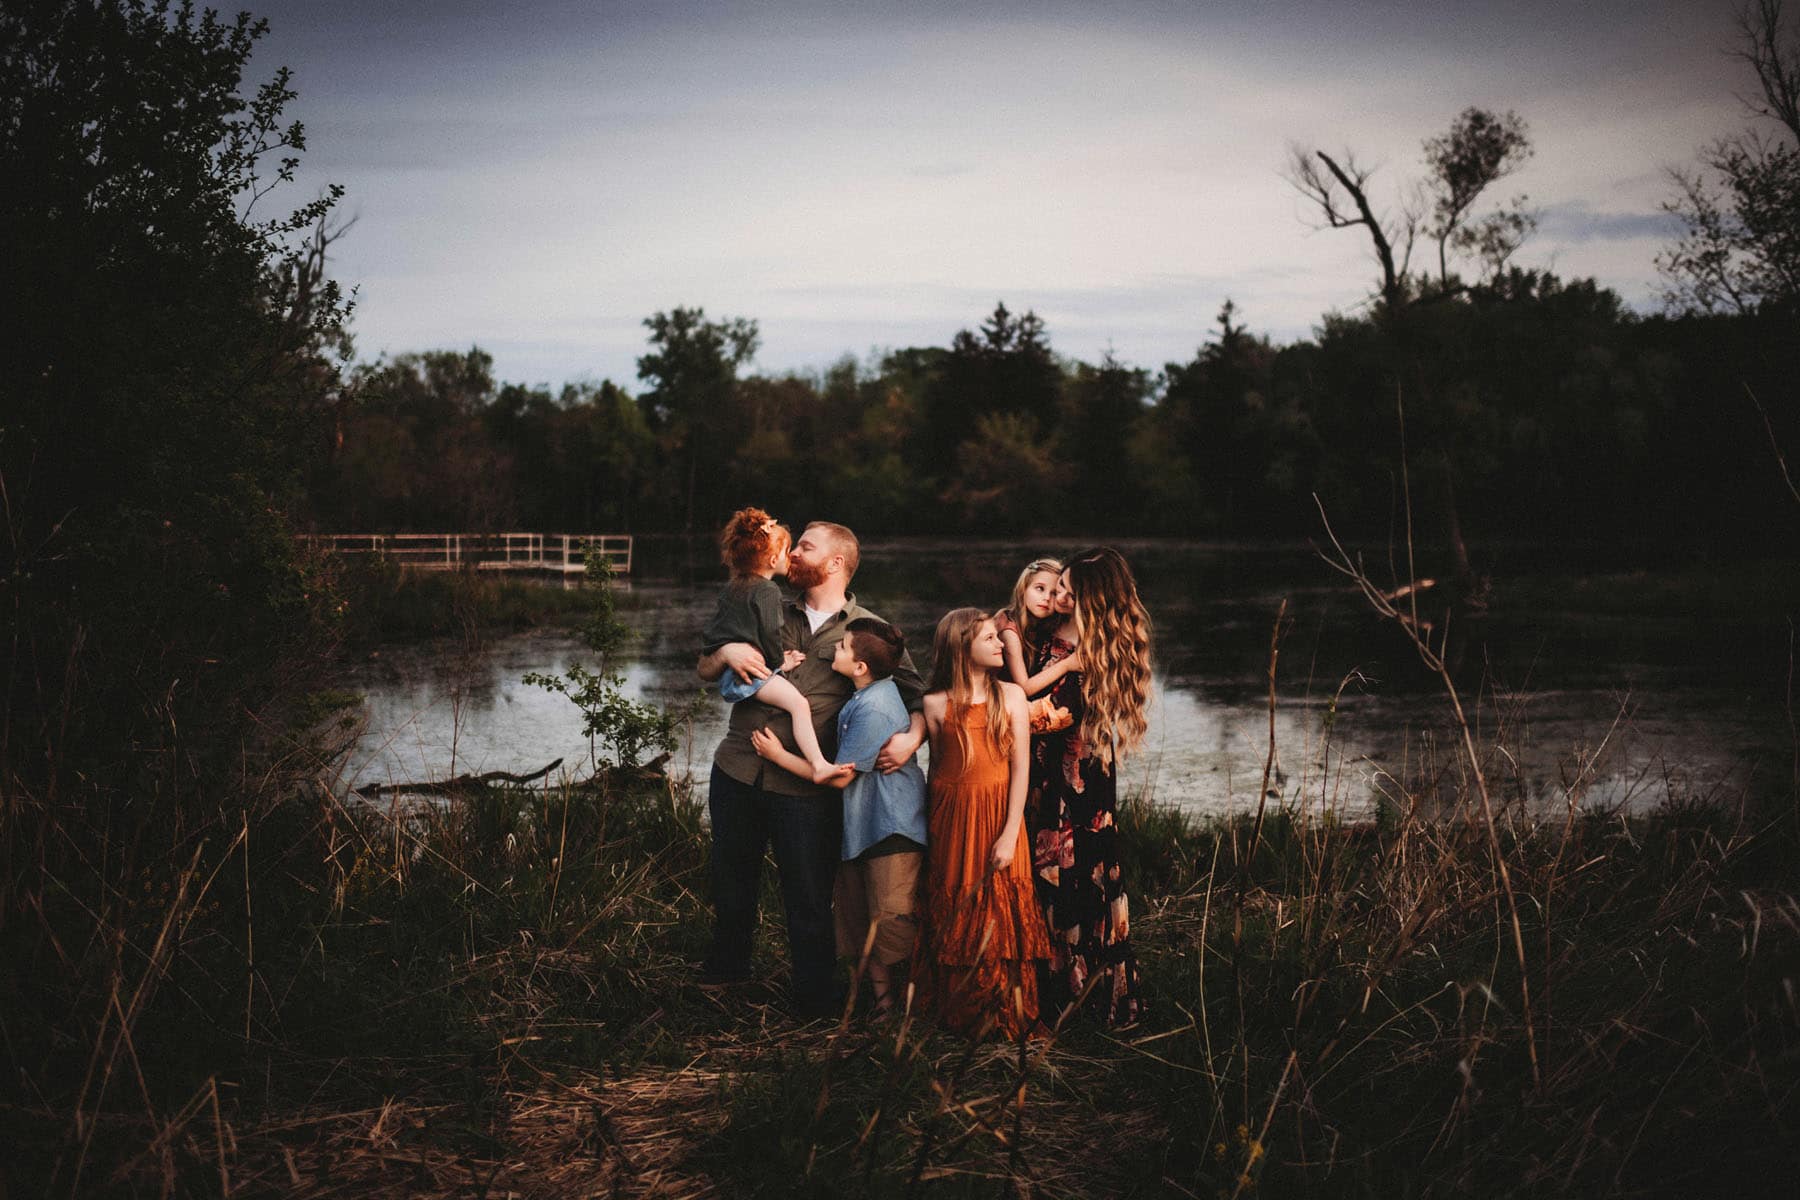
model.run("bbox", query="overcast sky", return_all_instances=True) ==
[252,0,1751,389]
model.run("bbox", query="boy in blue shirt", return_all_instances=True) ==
[752,617,926,1014]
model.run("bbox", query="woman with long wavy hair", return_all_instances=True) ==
[1027,546,1150,1025]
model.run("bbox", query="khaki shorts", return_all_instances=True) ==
[834,847,923,966]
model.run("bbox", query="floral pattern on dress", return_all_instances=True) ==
[1025,633,1144,1026]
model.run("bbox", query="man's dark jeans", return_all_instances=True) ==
[705,763,841,1008]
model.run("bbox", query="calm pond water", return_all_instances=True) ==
[339,539,1794,820]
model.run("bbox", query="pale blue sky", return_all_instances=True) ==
[252,0,1750,388]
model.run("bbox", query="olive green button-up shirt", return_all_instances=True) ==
[711,592,925,797]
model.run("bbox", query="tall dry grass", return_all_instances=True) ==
[4,560,1795,1197]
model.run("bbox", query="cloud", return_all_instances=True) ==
[245,0,1749,388]
[1537,203,1684,244]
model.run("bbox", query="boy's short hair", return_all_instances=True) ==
[843,617,904,680]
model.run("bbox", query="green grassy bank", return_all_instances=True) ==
[332,558,600,647]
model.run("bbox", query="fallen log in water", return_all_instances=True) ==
[351,752,673,799]
[353,758,565,798]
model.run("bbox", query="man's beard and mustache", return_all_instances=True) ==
[785,556,827,590]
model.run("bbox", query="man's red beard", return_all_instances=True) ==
[785,557,827,590]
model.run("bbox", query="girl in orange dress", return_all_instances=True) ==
[915,608,1051,1039]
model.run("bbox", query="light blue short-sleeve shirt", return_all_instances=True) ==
[836,679,927,861]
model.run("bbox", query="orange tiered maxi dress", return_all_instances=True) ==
[916,702,1052,1039]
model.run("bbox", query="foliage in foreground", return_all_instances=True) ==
[6,735,1795,1197]
[524,553,689,772]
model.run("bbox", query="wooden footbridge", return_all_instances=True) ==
[301,533,632,575]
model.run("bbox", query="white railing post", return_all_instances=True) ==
[304,531,630,575]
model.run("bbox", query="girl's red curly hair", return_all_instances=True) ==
[719,506,790,579]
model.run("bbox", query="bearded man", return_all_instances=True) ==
[696,521,925,1016]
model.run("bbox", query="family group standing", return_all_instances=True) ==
[697,510,1149,1036]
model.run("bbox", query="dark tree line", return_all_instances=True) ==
[301,287,1796,553]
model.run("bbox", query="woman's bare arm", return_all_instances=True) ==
[1018,649,1079,697]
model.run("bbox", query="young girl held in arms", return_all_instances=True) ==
[916,608,1051,1039]
[996,556,1080,733]
[700,507,837,782]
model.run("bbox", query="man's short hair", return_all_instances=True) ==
[843,617,904,680]
[804,520,860,578]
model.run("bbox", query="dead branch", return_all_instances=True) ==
[353,758,565,798]
[1745,381,1800,507]
[1293,148,1407,312]
[1734,0,1800,141]
[1312,494,1542,1090]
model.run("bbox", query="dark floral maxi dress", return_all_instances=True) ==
[1027,633,1144,1025]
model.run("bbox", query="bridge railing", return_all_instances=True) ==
[298,533,631,574]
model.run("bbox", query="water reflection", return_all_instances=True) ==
[340,541,1790,818]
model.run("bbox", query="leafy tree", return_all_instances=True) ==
[1422,108,1535,286]
[1,0,348,797]
[913,303,1063,508]
[1660,0,1800,314]
[1144,302,1319,534]
[817,356,929,531]
[944,412,1063,531]
[636,307,759,531]
[321,349,511,529]
[724,374,820,516]
[1659,1,1800,528]
[549,380,656,529]
[1058,350,1152,527]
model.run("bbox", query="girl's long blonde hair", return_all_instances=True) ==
[926,607,1013,764]
[1066,547,1151,771]
[1003,556,1063,647]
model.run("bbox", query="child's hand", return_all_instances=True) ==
[1028,696,1072,734]
[781,649,807,673]
[1063,650,1083,672]
[750,727,782,760]
[989,832,1017,874]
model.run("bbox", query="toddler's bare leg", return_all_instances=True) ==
[757,674,835,781]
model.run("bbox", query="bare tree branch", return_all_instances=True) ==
[1734,0,1800,142]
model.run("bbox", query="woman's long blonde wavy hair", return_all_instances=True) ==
[926,607,1013,765]
[1066,547,1151,771]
